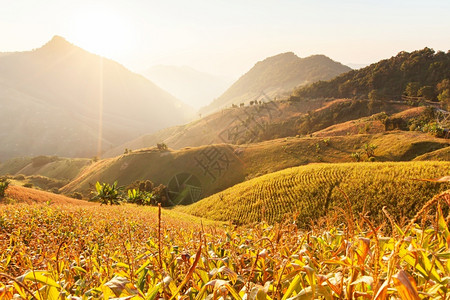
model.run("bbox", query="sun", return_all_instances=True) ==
[68,7,134,59]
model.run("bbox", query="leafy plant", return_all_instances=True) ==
[91,181,123,205]
[351,152,362,162]
[156,143,168,151]
[0,179,9,198]
[127,188,155,206]
[422,122,444,138]
[362,143,377,158]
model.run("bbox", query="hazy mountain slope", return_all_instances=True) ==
[200,52,351,114]
[0,36,194,161]
[103,99,328,157]
[292,48,450,100]
[142,65,233,109]
[104,98,412,157]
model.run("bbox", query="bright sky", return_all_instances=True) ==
[1,0,449,77]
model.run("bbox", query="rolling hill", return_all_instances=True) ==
[103,98,328,157]
[142,65,233,109]
[176,161,450,226]
[0,156,91,181]
[200,52,351,115]
[104,97,413,157]
[59,131,449,202]
[0,36,194,161]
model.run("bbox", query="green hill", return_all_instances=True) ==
[200,52,351,115]
[413,146,450,161]
[61,131,448,202]
[176,161,450,226]
[291,48,450,103]
[0,156,91,180]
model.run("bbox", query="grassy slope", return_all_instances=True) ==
[1,185,221,227]
[60,131,449,197]
[177,161,450,226]
[414,146,450,161]
[105,98,411,158]
[0,157,91,180]
[103,99,328,157]
[313,107,426,137]
[3,185,98,206]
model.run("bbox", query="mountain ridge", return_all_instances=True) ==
[200,52,351,115]
[0,36,194,161]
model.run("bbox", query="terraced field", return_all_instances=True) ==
[178,161,450,226]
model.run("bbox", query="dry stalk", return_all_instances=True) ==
[0,272,37,299]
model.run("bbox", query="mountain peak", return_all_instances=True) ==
[39,35,76,53]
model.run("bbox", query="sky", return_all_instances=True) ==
[1,0,449,78]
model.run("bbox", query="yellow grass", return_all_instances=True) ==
[177,161,450,226]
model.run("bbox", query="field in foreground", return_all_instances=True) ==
[178,161,450,226]
[0,189,449,299]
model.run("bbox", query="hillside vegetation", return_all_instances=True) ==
[291,48,450,104]
[61,132,448,200]
[177,161,450,226]
[201,52,350,114]
[106,98,412,157]
[104,99,329,157]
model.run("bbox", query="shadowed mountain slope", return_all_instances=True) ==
[0,36,194,160]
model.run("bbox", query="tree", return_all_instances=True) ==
[351,152,362,162]
[91,181,123,205]
[437,79,450,110]
[127,188,155,206]
[362,143,377,158]
[368,89,380,101]
[417,86,436,101]
[157,143,168,151]
[404,82,421,97]
[0,179,9,198]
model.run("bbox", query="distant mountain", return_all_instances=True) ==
[346,63,369,70]
[0,36,194,161]
[292,48,450,101]
[142,65,233,109]
[200,52,351,115]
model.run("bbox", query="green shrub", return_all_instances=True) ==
[0,179,9,197]
[91,182,123,205]
[127,189,155,206]
[71,192,83,200]
[13,174,26,180]
[50,187,60,194]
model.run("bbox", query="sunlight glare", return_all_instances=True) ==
[69,7,134,59]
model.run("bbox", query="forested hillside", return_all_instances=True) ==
[291,48,450,108]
